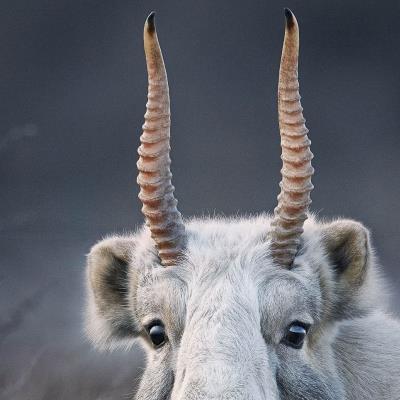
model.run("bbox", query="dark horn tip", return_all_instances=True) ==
[284,8,295,30]
[146,11,156,33]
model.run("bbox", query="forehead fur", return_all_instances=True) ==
[131,214,326,329]
[128,212,386,339]
[133,213,324,273]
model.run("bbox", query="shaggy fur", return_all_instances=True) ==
[85,214,400,399]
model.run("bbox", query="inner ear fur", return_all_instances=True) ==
[321,219,377,318]
[322,219,371,287]
[85,235,140,348]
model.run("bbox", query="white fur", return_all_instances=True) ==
[85,214,400,399]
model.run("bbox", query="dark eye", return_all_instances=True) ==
[147,322,167,347]
[282,322,309,349]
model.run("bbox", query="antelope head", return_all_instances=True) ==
[85,9,378,400]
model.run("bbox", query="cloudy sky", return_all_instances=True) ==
[1,0,400,398]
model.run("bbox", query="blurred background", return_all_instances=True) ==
[1,0,399,398]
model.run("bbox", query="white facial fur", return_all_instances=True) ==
[85,214,400,399]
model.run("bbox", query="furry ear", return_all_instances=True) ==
[322,220,370,286]
[85,235,140,349]
[321,219,376,318]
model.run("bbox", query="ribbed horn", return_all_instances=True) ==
[137,12,185,266]
[270,9,314,267]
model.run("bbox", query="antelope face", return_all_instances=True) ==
[86,216,373,399]
[85,8,377,400]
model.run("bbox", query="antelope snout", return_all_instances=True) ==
[172,360,278,400]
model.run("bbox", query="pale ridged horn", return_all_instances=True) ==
[137,12,185,266]
[270,9,314,267]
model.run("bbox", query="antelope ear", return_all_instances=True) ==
[321,219,376,318]
[85,235,140,349]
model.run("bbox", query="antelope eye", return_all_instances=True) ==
[147,323,166,347]
[282,322,309,349]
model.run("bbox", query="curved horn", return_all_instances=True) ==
[137,12,185,266]
[270,9,314,267]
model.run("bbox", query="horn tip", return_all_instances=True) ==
[284,8,295,30]
[146,11,156,34]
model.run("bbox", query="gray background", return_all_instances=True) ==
[1,0,399,398]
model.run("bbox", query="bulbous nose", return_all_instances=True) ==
[172,359,278,400]
[171,276,278,399]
